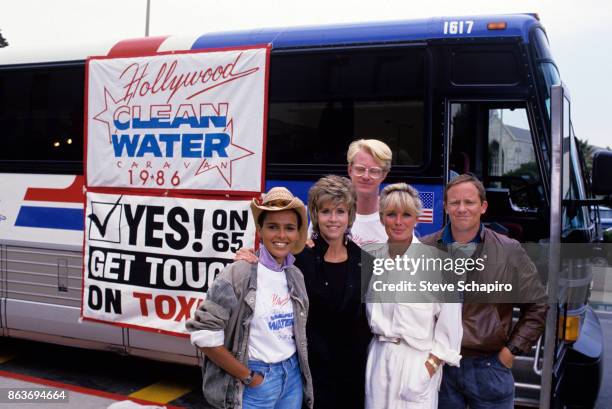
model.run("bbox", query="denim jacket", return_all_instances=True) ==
[186,260,313,409]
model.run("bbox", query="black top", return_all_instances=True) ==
[320,260,348,311]
[295,236,373,409]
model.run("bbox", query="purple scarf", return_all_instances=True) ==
[258,244,295,272]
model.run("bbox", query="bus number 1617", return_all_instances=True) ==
[443,20,474,35]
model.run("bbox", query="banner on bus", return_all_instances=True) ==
[85,46,269,194]
[81,191,256,335]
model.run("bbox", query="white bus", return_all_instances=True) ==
[1,14,610,407]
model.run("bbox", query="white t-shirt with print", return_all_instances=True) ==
[248,263,296,363]
[350,211,388,247]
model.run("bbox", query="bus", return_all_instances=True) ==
[0,13,608,408]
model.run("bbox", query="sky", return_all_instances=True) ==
[2,0,611,148]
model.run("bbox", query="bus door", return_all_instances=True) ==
[540,85,603,408]
[446,98,551,406]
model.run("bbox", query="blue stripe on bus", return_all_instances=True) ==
[191,15,536,50]
[15,206,84,231]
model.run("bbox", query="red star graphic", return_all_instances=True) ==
[195,119,255,187]
[93,88,124,143]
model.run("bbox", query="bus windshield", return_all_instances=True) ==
[532,27,561,118]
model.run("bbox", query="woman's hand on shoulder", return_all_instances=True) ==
[234,247,258,264]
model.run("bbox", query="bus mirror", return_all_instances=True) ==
[591,150,612,195]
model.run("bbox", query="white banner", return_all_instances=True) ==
[86,46,269,193]
[82,191,256,334]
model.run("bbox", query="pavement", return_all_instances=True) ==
[1,309,610,408]
[0,373,173,409]
[0,336,195,408]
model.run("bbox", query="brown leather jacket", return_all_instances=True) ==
[421,226,548,357]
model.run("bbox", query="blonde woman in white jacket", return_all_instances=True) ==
[364,183,462,409]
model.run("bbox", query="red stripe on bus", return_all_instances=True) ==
[24,176,84,203]
[108,36,169,57]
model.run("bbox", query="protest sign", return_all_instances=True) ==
[85,46,269,194]
[81,191,256,335]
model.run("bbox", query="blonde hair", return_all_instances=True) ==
[379,183,422,218]
[346,139,392,171]
[308,175,357,233]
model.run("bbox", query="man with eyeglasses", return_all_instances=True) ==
[238,138,392,250]
[345,139,392,247]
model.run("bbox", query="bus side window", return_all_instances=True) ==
[0,64,84,173]
[266,47,426,175]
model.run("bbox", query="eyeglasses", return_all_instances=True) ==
[351,164,386,180]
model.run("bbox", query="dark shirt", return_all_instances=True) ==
[320,260,348,311]
[295,236,372,409]
[440,222,484,244]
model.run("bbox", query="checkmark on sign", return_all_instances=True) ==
[88,195,123,243]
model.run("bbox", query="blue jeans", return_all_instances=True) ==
[439,354,514,409]
[243,354,303,409]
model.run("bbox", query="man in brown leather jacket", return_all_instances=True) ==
[421,174,548,409]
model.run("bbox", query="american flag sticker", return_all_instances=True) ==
[419,192,434,223]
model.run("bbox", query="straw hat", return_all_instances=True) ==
[250,187,308,254]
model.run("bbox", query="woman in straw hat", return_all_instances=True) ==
[186,187,313,409]
[364,183,462,409]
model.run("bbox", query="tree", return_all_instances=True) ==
[0,30,8,48]
[576,137,594,175]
